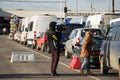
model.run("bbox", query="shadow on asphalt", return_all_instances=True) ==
[0,73,81,79]
[90,73,119,77]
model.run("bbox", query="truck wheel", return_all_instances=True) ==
[65,50,70,58]
[100,56,108,74]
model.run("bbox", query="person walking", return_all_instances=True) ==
[80,30,95,75]
[46,22,61,76]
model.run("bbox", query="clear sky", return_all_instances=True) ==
[0,0,120,12]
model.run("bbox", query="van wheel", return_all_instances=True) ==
[47,46,51,53]
[37,46,40,51]
[20,41,23,44]
[24,41,27,46]
[65,50,70,58]
[32,44,36,49]
[100,56,108,74]
[41,44,45,52]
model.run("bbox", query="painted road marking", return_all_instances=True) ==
[15,42,101,80]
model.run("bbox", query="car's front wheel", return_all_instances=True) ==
[100,56,108,74]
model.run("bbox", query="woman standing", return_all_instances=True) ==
[80,30,95,75]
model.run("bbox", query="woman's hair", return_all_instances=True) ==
[89,29,94,33]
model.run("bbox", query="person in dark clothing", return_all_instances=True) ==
[46,22,61,76]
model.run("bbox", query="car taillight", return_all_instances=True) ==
[75,38,80,45]
[34,31,36,38]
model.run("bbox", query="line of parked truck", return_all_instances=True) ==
[11,13,120,77]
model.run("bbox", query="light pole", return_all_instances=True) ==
[91,0,93,12]
[109,0,111,12]
[112,0,115,13]
[76,0,78,14]
[64,0,67,23]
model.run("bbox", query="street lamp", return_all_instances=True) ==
[64,0,67,23]
[76,0,78,14]
[109,0,111,12]
[91,0,93,12]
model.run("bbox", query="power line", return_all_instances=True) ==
[0,0,65,3]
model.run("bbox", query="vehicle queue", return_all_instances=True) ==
[10,13,120,78]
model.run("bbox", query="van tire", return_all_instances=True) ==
[37,46,40,51]
[100,56,108,74]
[24,41,27,46]
[41,44,45,52]
[47,46,51,53]
[65,50,70,58]
[32,44,36,49]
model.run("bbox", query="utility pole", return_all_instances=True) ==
[112,0,115,14]
[76,0,78,14]
[64,0,67,24]
[91,0,93,12]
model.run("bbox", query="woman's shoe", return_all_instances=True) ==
[80,70,84,75]
[86,70,93,74]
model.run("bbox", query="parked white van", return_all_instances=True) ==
[86,13,120,31]
[20,17,30,45]
[110,18,120,27]
[26,14,57,48]
[14,19,22,42]
[70,16,87,25]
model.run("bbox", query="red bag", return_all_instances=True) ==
[70,56,81,69]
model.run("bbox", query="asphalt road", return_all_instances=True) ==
[0,35,119,80]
